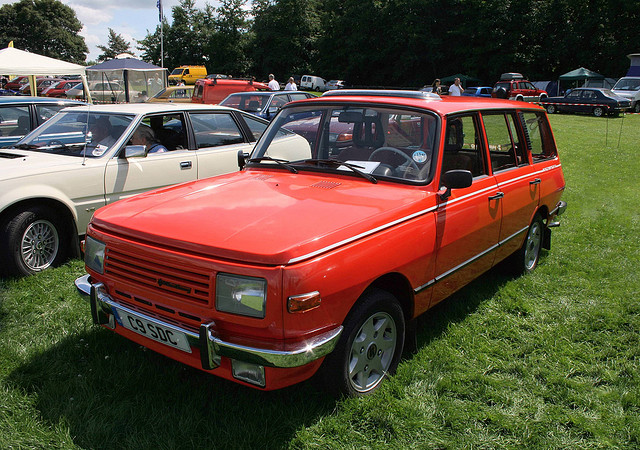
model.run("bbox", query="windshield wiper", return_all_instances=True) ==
[300,159,378,184]
[247,156,298,173]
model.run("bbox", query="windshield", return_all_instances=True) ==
[170,69,185,76]
[220,94,267,112]
[613,78,640,91]
[11,110,134,157]
[251,104,439,183]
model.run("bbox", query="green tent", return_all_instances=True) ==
[559,67,604,81]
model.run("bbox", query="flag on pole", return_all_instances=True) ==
[157,0,163,21]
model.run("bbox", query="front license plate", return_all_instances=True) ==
[115,308,192,353]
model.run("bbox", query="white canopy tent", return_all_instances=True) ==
[0,47,92,102]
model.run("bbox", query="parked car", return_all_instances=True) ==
[66,81,138,103]
[192,77,270,105]
[4,75,29,91]
[539,87,631,117]
[0,88,18,96]
[19,78,63,95]
[75,90,566,396]
[462,86,492,97]
[42,79,82,98]
[325,80,346,90]
[611,77,640,113]
[0,96,84,147]
[147,85,195,103]
[219,91,315,120]
[492,73,548,102]
[300,75,327,91]
[0,103,270,276]
[168,65,207,85]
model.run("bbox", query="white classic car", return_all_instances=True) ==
[0,103,269,275]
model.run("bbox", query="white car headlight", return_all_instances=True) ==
[84,235,105,274]
[216,273,267,318]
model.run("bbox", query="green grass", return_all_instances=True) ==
[1,113,639,448]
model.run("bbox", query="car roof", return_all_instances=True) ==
[64,102,244,115]
[0,96,85,106]
[227,91,287,98]
[307,90,544,115]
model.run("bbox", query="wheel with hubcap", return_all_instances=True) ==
[320,288,405,396]
[593,106,604,117]
[0,206,66,276]
[510,213,545,275]
[546,104,556,114]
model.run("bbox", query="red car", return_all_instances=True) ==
[42,79,81,97]
[492,73,548,102]
[191,77,269,105]
[76,91,566,396]
[4,75,29,91]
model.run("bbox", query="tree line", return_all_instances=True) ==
[1,0,638,86]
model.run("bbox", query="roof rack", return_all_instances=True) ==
[321,89,440,100]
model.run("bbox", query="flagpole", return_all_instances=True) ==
[158,0,164,68]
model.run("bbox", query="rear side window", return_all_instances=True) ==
[483,113,528,172]
[520,112,557,161]
[189,112,244,148]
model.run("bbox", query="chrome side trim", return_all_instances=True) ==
[414,225,528,294]
[84,279,343,370]
[287,205,439,264]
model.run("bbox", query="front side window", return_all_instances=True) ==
[243,114,269,140]
[520,112,557,161]
[441,114,486,178]
[252,105,439,183]
[189,112,244,148]
[0,105,30,145]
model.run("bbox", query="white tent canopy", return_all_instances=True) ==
[0,47,91,101]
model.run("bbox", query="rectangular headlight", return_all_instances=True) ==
[84,235,105,274]
[216,273,267,319]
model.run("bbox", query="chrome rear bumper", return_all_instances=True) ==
[75,274,342,370]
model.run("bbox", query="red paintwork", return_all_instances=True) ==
[85,93,566,390]
[191,78,270,105]
[42,80,81,97]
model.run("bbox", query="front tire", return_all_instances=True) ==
[546,104,556,114]
[634,102,640,113]
[320,289,405,397]
[0,206,67,276]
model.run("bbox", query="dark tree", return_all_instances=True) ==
[97,28,132,61]
[0,0,87,63]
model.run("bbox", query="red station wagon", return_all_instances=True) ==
[76,90,566,396]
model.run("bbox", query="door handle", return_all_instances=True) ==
[180,161,192,170]
[488,192,504,201]
[529,178,541,185]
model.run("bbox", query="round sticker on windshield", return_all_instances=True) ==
[412,150,428,163]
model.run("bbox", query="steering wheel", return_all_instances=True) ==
[369,146,420,177]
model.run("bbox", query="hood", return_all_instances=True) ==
[0,149,87,181]
[92,170,436,265]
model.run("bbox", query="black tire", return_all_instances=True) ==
[0,206,67,276]
[634,102,640,113]
[593,106,604,117]
[319,288,405,397]
[509,213,544,275]
[546,104,556,114]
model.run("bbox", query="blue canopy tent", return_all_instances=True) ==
[86,56,167,103]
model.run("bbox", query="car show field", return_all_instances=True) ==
[0,113,638,448]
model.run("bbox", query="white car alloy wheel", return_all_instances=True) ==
[523,218,543,271]
[21,219,60,271]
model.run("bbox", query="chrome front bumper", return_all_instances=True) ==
[75,274,342,370]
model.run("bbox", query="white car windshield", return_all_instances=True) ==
[613,78,640,91]
[251,105,439,183]
[11,111,134,158]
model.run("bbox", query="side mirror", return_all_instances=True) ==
[439,170,472,200]
[237,149,249,170]
[124,145,147,158]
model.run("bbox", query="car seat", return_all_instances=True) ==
[9,115,30,136]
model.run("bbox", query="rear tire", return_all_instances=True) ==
[509,213,544,275]
[0,206,67,276]
[320,289,405,397]
[593,106,604,117]
[546,104,556,114]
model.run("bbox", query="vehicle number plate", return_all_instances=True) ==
[116,308,192,353]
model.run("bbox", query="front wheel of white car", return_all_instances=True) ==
[1,206,66,276]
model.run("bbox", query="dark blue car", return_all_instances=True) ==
[461,87,493,98]
[220,91,315,120]
[0,96,85,147]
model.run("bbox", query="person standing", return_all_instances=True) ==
[284,77,297,91]
[448,78,463,96]
[268,74,280,90]
[431,79,442,94]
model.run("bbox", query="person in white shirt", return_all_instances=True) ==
[448,78,463,96]
[284,77,297,91]
[268,74,280,91]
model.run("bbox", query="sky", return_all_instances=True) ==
[1,0,216,62]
